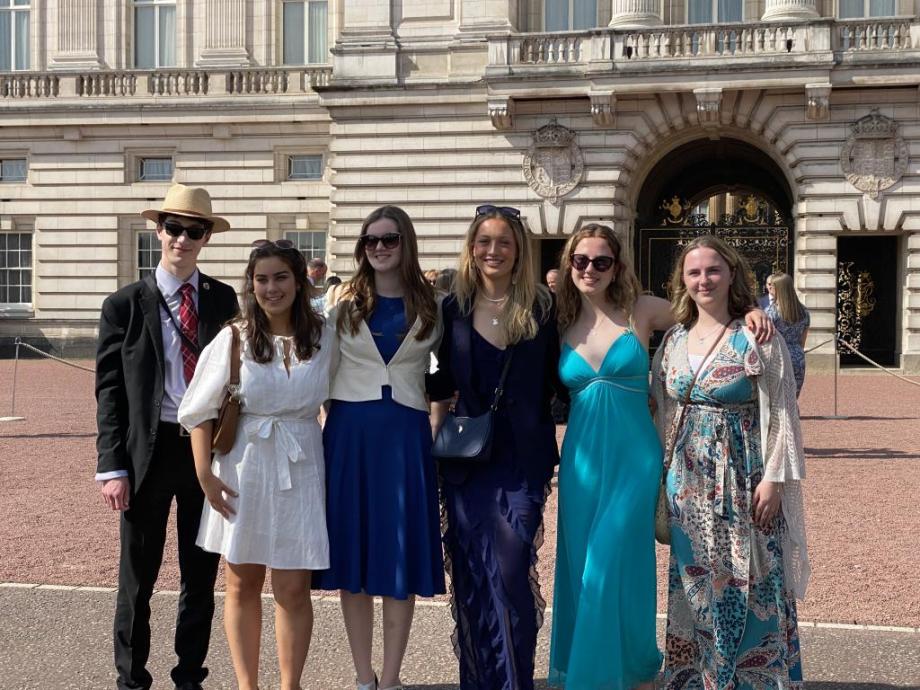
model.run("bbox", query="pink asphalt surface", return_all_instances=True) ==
[1,359,918,626]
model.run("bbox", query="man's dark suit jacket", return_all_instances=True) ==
[428,294,566,488]
[95,272,239,492]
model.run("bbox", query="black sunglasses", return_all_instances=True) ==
[162,219,212,241]
[475,204,521,220]
[251,239,296,250]
[571,254,615,272]
[359,233,401,250]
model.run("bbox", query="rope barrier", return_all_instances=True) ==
[13,338,95,373]
[804,338,835,354]
[835,337,920,389]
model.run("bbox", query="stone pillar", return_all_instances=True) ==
[333,0,397,84]
[609,0,661,29]
[761,0,819,22]
[459,0,516,33]
[48,0,103,70]
[198,0,251,67]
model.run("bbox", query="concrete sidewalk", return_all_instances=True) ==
[1,585,918,690]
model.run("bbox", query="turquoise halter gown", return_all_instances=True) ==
[549,329,664,689]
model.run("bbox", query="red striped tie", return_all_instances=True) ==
[178,283,199,384]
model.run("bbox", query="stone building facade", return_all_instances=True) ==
[1,0,919,370]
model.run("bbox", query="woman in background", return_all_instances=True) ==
[766,272,810,396]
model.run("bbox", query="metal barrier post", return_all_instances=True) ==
[2,336,26,422]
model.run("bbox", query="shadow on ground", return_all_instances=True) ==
[804,447,917,459]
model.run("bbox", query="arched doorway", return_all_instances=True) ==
[633,138,794,300]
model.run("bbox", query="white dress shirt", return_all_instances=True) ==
[95,265,200,482]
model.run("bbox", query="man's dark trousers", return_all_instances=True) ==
[113,422,219,690]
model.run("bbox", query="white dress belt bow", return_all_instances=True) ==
[244,414,312,491]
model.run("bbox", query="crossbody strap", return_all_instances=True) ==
[489,347,515,412]
[662,323,728,473]
[228,324,241,388]
[156,287,201,356]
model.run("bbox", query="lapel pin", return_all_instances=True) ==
[202,281,210,290]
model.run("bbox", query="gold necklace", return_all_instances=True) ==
[693,322,727,343]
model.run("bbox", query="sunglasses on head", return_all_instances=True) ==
[251,239,296,250]
[475,205,521,221]
[359,233,401,250]
[162,219,212,241]
[571,254,615,272]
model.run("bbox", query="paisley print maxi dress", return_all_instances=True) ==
[658,325,804,690]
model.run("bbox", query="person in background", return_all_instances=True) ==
[307,257,327,287]
[545,268,559,293]
[429,204,565,690]
[757,272,776,309]
[95,184,239,690]
[179,240,334,690]
[651,235,809,690]
[315,205,445,690]
[424,269,439,286]
[434,268,456,294]
[766,272,810,397]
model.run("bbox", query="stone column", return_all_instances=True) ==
[48,0,103,70]
[333,0,397,83]
[198,0,251,67]
[761,0,819,22]
[609,0,661,29]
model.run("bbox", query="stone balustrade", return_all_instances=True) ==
[486,19,919,73]
[0,73,60,98]
[0,66,332,101]
[837,19,913,51]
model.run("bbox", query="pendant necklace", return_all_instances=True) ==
[481,292,508,327]
[694,322,726,343]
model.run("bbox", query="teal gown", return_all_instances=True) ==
[549,330,664,689]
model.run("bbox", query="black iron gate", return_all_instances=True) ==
[636,195,792,299]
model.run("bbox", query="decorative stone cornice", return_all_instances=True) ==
[806,83,831,121]
[694,88,722,126]
[589,91,616,128]
[488,96,514,130]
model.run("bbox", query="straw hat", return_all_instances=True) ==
[141,183,230,233]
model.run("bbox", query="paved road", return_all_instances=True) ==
[2,585,918,690]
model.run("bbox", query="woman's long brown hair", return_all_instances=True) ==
[239,243,324,362]
[336,205,437,340]
[556,224,643,334]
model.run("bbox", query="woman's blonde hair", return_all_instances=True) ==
[336,205,438,340]
[453,209,551,344]
[556,224,643,333]
[771,272,806,323]
[669,235,755,327]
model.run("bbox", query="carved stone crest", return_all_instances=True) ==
[522,123,584,204]
[840,110,908,199]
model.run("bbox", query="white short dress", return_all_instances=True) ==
[178,324,335,570]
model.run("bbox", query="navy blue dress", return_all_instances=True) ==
[431,295,563,690]
[314,296,445,598]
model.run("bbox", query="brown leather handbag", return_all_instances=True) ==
[211,325,242,454]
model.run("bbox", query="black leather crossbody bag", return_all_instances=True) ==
[431,348,514,464]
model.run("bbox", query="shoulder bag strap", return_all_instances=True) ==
[662,324,728,474]
[227,324,241,394]
[489,346,515,412]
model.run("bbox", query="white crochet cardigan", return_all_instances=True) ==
[651,324,810,600]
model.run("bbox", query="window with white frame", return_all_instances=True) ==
[838,0,895,17]
[0,158,27,182]
[137,230,159,280]
[137,157,173,182]
[544,0,597,31]
[134,0,176,68]
[687,0,742,23]
[0,0,30,71]
[282,0,329,65]
[284,230,326,261]
[0,231,32,306]
[288,154,323,181]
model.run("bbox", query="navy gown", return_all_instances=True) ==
[431,295,562,690]
[314,296,445,598]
